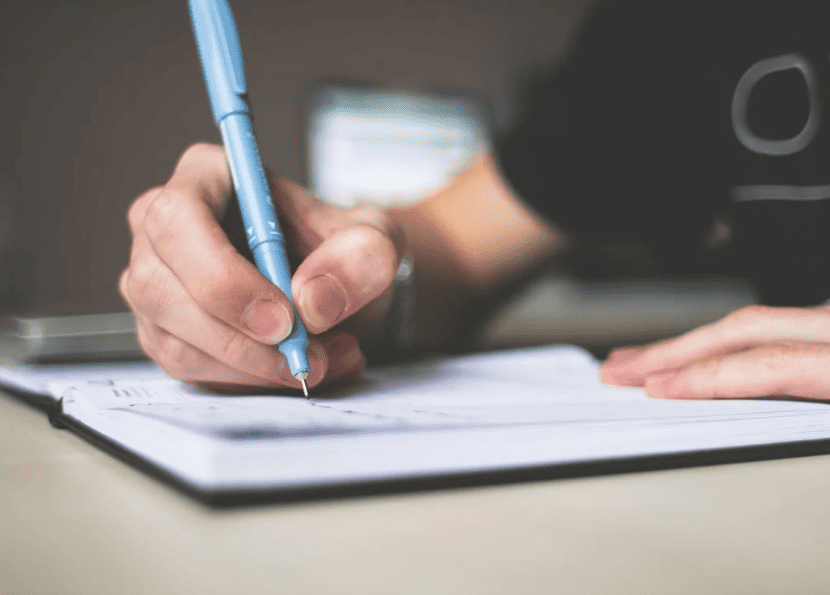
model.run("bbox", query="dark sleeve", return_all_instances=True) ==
[497,0,730,271]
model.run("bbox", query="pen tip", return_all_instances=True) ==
[295,371,310,399]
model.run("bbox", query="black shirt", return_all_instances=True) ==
[498,0,830,306]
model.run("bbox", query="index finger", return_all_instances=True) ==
[139,143,295,345]
[600,305,830,386]
[643,343,830,401]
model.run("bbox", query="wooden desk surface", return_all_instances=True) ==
[3,390,830,595]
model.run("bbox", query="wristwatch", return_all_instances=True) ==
[384,254,416,357]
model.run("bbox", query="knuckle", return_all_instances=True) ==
[143,187,187,241]
[157,334,199,378]
[352,205,405,253]
[760,344,799,372]
[352,204,387,228]
[124,258,163,311]
[216,331,251,368]
[723,304,773,325]
[350,225,399,289]
[181,142,222,164]
[189,257,249,315]
[684,361,720,399]
[354,223,396,260]
[127,187,162,234]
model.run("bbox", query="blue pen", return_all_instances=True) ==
[189,0,311,396]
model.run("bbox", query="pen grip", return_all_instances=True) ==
[220,114,284,250]
[220,114,310,375]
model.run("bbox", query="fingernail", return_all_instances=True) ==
[243,300,292,344]
[299,275,348,331]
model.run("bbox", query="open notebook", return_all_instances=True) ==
[3,345,830,505]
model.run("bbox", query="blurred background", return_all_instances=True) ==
[0,0,581,314]
[0,0,756,357]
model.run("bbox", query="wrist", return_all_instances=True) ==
[360,253,415,364]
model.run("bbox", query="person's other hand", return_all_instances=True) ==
[600,304,830,401]
[120,144,404,391]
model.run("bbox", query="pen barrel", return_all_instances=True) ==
[220,114,284,249]
[221,113,310,376]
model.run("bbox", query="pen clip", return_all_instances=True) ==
[189,0,249,123]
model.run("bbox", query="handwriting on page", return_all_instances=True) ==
[60,345,830,443]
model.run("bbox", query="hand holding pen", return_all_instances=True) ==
[190,0,315,393]
[119,0,404,393]
[120,143,403,392]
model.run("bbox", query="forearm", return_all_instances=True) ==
[388,155,566,351]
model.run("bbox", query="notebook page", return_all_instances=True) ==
[0,361,164,397]
[54,344,830,491]
[59,345,830,440]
